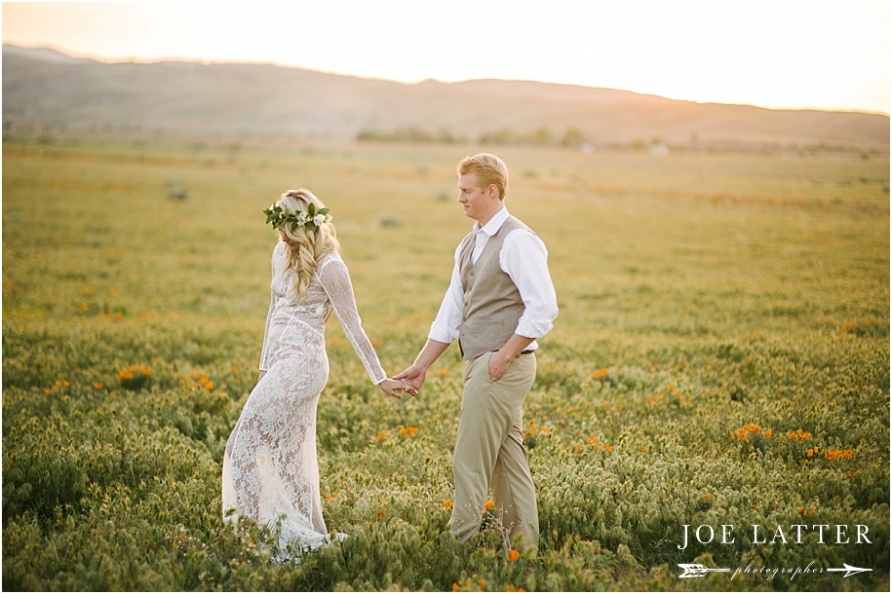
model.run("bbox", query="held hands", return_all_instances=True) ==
[393,364,426,396]
[393,340,449,397]
[379,378,413,399]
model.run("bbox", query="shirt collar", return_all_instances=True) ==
[474,206,509,237]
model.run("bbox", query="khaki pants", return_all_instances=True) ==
[450,351,539,551]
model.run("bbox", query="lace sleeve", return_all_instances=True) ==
[318,256,387,384]
[258,247,279,371]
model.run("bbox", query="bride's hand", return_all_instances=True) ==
[379,378,410,399]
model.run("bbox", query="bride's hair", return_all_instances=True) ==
[275,188,340,300]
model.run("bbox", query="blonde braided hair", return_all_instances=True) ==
[274,189,340,300]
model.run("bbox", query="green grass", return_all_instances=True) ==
[2,135,889,591]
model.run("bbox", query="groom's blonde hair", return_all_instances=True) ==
[457,153,508,200]
[276,188,340,300]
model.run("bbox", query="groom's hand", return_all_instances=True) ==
[488,351,512,382]
[489,336,534,382]
[394,365,426,395]
[379,378,406,399]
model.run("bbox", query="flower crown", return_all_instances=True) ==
[263,201,333,232]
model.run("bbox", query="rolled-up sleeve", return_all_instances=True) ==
[428,243,465,344]
[501,230,558,339]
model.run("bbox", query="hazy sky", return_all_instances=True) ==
[3,1,890,114]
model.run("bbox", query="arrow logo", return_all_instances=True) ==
[679,562,872,580]
[677,563,732,578]
[826,564,872,579]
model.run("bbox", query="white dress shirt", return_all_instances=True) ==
[429,207,558,350]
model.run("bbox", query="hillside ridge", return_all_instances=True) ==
[3,44,888,149]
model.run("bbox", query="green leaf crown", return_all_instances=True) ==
[263,202,333,232]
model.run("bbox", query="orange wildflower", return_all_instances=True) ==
[591,368,609,380]
[508,549,520,562]
[734,423,773,441]
[443,500,454,510]
[788,429,811,441]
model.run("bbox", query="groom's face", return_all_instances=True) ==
[457,172,498,222]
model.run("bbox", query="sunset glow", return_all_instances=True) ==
[2,0,889,114]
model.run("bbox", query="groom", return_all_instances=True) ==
[397,153,558,552]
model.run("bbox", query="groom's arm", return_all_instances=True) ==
[487,229,558,382]
[398,245,464,393]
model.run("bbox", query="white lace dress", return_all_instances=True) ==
[222,242,386,556]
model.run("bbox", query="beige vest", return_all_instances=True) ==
[457,216,530,360]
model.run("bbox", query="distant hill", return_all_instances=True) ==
[3,44,888,150]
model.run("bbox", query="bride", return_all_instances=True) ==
[222,188,408,559]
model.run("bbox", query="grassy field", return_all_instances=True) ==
[2,135,889,591]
